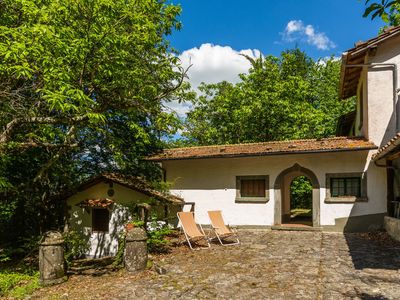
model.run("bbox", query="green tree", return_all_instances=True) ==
[363,0,400,26]
[290,176,312,210]
[0,0,188,244]
[183,49,354,145]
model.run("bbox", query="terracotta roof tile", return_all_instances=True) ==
[372,133,400,161]
[78,198,114,208]
[62,173,184,204]
[147,137,377,161]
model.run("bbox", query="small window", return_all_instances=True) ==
[325,173,367,203]
[236,175,269,203]
[331,177,361,197]
[92,209,110,232]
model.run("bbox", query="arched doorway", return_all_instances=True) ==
[288,176,313,225]
[274,164,320,227]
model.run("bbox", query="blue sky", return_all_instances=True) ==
[165,0,385,117]
[170,0,384,58]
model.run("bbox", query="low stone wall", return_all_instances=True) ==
[384,216,400,242]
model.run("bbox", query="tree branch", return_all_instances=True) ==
[34,125,78,182]
[0,115,88,144]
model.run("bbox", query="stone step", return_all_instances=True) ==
[271,225,322,232]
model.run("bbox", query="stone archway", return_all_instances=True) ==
[274,163,320,227]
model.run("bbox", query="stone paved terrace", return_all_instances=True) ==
[32,230,400,299]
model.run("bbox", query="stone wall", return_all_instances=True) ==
[384,216,400,242]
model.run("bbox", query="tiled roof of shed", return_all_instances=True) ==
[65,173,183,204]
[372,133,400,161]
[147,137,377,161]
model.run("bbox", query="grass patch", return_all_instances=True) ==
[0,269,39,299]
[290,208,312,218]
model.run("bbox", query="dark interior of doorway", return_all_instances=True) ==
[288,176,312,226]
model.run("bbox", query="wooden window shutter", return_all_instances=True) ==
[241,179,265,197]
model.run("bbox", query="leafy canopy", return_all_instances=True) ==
[363,0,400,26]
[183,49,354,145]
[0,0,188,242]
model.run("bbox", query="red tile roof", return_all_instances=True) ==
[147,137,377,161]
[372,133,400,161]
[78,198,114,208]
[63,173,184,204]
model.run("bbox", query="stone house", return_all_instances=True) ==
[148,26,400,232]
[65,173,183,258]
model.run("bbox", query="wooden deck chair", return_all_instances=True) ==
[207,210,240,246]
[177,212,210,250]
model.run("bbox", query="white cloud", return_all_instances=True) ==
[164,43,262,118]
[282,20,335,50]
[285,20,304,35]
[179,43,261,90]
[163,99,193,119]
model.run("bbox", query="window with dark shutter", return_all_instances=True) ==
[92,209,110,232]
[235,175,269,203]
[241,179,266,197]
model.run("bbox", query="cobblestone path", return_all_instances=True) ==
[32,230,400,299]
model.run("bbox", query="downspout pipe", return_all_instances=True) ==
[345,63,399,131]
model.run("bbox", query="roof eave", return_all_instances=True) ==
[373,139,400,161]
[148,146,377,162]
[68,173,184,204]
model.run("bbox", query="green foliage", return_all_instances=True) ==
[363,0,400,26]
[0,0,188,253]
[125,216,173,253]
[112,232,126,268]
[0,270,39,299]
[290,176,313,210]
[0,248,12,263]
[63,231,90,265]
[146,216,173,253]
[183,49,354,145]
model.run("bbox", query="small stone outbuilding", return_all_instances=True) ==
[65,173,183,258]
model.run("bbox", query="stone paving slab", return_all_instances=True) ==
[32,230,400,300]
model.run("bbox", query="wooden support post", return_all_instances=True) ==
[164,204,169,225]
[137,203,151,231]
[387,160,395,217]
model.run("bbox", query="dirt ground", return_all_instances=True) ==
[30,230,400,300]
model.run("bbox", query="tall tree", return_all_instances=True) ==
[183,49,354,145]
[0,0,188,240]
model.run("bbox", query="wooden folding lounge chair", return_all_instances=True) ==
[177,212,210,250]
[208,210,240,246]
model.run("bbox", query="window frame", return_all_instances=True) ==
[235,175,269,203]
[92,208,110,233]
[325,172,367,203]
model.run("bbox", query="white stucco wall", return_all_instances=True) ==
[355,69,368,138]
[164,150,386,228]
[366,35,400,147]
[67,182,155,258]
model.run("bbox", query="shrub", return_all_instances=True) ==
[63,230,90,265]
[146,217,173,253]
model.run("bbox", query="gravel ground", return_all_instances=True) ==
[31,230,400,300]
